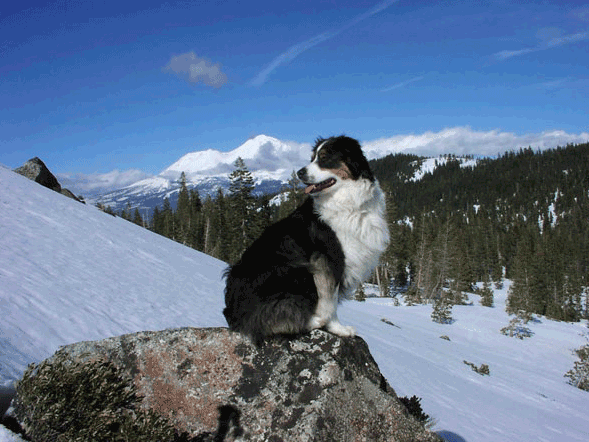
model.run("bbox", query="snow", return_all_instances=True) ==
[2,164,589,442]
[125,175,174,193]
[0,165,226,384]
[0,427,21,442]
[340,290,589,442]
[159,134,308,181]
[411,156,479,182]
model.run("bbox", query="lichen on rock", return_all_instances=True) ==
[11,327,441,442]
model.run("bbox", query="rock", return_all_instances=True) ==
[11,328,440,442]
[14,157,83,203]
[14,157,61,192]
[59,187,84,203]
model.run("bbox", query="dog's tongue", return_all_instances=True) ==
[304,178,336,194]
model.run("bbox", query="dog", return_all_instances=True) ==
[223,136,389,343]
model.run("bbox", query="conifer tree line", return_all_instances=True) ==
[374,142,589,322]
[108,143,589,323]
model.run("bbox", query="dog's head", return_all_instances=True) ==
[297,136,374,195]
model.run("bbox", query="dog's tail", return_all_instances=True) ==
[224,296,314,345]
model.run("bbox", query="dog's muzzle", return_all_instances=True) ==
[297,167,337,195]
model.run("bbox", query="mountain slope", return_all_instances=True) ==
[1,163,589,442]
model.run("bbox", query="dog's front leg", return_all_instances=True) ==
[307,255,355,337]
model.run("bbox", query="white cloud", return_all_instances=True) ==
[362,127,589,158]
[163,52,228,88]
[57,169,152,195]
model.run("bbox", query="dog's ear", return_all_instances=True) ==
[338,137,374,182]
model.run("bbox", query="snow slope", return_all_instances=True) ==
[0,164,227,383]
[2,164,589,442]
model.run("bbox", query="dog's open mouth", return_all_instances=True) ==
[304,178,337,194]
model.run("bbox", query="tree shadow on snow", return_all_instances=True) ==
[436,430,467,442]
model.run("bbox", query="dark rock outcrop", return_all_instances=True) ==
[59,187,83,202]
[14,157,83,202]
[11,328,440,442]
[14,157,62,192]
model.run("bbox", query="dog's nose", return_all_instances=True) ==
[297,168,307,181]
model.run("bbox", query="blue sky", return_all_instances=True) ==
[1,0,588,180]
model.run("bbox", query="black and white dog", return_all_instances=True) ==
[223,136,389,342]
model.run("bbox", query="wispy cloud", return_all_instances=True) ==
[494,30,589,60]
[534,77,571,90]
[381,75,424,92]
[163,52,228,88]
[250,0,400,86]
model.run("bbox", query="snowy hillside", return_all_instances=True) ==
[0,164,227,383]
[2,164,589,442]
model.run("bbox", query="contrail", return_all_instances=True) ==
[494,30,589,60]
[250,0,400,86]
[381,75,424,92]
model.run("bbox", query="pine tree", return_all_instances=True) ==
[506,230,536,315]
[565,344,589,391]
[161,197,175,240]
[151,206,162,234]
[380,183,408,294]
[479,277,494,307]
[431,291,453,324]
[277,171,304,220]
[227,157,261,263]
[121,202,132,221]
[188,188,204,250]
[132,208,143,227]
[175,172,191,245]
[409,214,431,304]
[356,284,366,302]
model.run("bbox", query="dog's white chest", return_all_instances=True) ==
[316,181,389,298]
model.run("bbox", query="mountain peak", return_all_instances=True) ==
[159,135,308,181]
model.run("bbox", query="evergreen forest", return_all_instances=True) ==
[110,142,589,323]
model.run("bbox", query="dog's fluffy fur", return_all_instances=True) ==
[223,136,389,342]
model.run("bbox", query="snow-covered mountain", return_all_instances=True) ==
[2,163,589,442]
[91,135,311,214]
[160,134,309,181]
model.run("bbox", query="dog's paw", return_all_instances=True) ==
[326,321,356,338]
[307,314,328,331]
